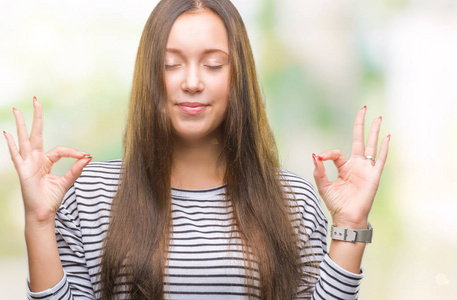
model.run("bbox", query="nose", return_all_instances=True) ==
[181,65,203,94]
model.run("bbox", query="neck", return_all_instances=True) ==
[171,131,226,190]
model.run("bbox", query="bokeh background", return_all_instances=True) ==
[1,0,456,298]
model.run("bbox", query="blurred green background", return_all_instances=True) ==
[1,0,456,298]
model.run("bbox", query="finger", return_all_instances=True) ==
[364,116,382,158]
[30,97,43,150]
[375,135,390,173]
[3,131,23,167]
[318,149,348,169]
[312,153,331,190]
[61,156,93,191]
[13,108,32,157]
[46,146,90,164]
[351,106,367,157]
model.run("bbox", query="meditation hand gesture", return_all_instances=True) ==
[312,106,390,228]
[4,97,92,225]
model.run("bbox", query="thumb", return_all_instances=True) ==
[61,156,92,190]
[312,153,330,192]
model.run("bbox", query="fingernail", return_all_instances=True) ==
[312,153,317,167]
[387,134,391,141]
[379,116,382,120]
[33,96,37,102]
[363,105,367,110]
[79,152,90,156]
[12,107,16,112]
[3,131,6,136]
[86,156,93,163]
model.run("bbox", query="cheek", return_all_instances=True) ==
[217,78,230,118]
[215,71,231,101]
[165,74,179,100]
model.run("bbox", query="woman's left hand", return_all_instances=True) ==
[312,106,390,228]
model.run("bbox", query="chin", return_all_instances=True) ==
[172,123,223,142]
[173,128,211,141]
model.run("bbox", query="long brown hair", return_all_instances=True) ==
[99,0,306,298]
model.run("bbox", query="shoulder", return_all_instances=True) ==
[279,170,318,198]
[73,158,123,201]
[279,169,327,228]
[77,158,123,184]
[59,159,123,223]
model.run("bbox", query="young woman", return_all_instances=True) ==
[4,0,390,299]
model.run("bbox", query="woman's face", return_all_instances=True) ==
[164,9,230,142]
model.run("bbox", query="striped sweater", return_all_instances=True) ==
[27,159,363,299]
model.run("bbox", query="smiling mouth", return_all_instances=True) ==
[176,102,208,115]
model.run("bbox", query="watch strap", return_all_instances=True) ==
[330,222,373,243]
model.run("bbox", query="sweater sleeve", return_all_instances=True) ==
[311,220,364,299]
[295,214,363,299]
[26,184,95,300]
[281,172,363,300]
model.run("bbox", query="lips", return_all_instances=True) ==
[176,102,208,115]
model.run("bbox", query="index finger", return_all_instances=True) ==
[3,131,23,168]
[30,96,43,151]
[351,106,366,157]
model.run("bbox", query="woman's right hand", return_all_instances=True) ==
[3,96,92,225]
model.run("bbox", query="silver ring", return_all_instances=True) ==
[365,155,376,162]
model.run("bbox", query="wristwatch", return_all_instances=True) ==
[330,222,373,243]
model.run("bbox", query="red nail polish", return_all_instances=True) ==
[12,107,16,112]
[379,116,382,120]
[387,134,391,141]
[3,131,6,136]
[363,105,367,110]
[312,153,317,166]
[33,96,37,102]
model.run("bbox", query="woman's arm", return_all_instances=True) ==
[3,97,91,292]
[312,106,390,273]
[26,184,96,299]
[25,219,64,292]
[286,176,363,299]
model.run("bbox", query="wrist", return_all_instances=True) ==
[332,215,368,229]
[24,206,57,226]
[333,220,368,230]
[25,216,56,233]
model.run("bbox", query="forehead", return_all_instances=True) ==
[166,9,229,54]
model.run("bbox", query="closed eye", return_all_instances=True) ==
[205,65,223,70]
[165,64,180,69]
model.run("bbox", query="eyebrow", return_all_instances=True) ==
[166,48,229,56]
